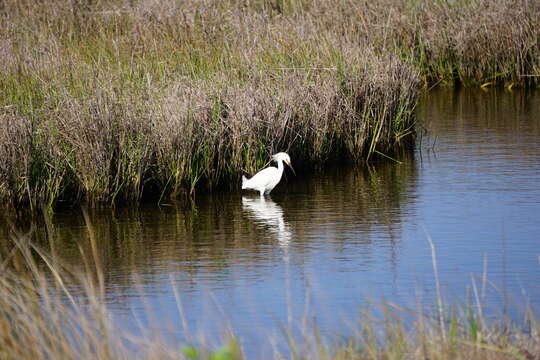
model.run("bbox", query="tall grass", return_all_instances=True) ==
[1,220,538,359]
[1,0,538,209]
[399,0,540,87]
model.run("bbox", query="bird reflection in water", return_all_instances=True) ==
[242,196,292,247]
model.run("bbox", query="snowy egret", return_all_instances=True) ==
[241,152,295,196]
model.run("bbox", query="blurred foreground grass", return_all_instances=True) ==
[0,214,538,359]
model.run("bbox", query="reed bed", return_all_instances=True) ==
[354,0,540,87]
[1,222,538,359]
[1,0,539,209]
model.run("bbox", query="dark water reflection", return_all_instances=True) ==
[1,89,540,357]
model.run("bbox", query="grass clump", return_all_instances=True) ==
[401,0,540,88]
[1,0,539,209]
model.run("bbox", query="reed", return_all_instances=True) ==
[400,0,540,88]
[1,0,538,209]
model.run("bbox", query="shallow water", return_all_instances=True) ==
[2,89,540,357]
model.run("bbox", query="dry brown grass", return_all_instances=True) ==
[0,0,538,209]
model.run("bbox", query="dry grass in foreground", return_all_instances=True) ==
[0,218,538,360]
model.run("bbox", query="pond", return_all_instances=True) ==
[2,88,540,358]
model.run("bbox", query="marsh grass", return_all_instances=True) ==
[0,217,538,359]
[1,0,539,209]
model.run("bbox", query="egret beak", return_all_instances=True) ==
[285,160,296,176]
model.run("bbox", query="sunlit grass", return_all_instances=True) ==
[0,0,538,209]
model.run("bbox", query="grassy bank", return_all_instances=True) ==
[1,0,538,209]
[1,221,538,359]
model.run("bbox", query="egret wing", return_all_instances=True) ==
[246,167,278,188]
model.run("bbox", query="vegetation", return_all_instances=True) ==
[0,218,538,359]
[0,0,538,209]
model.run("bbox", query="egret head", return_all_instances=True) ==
[272,152,295,175]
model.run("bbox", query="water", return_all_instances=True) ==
[2,89,540,357]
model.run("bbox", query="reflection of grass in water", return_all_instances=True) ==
[1,214,538,359]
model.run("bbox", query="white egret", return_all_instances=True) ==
[241,152,295,196]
